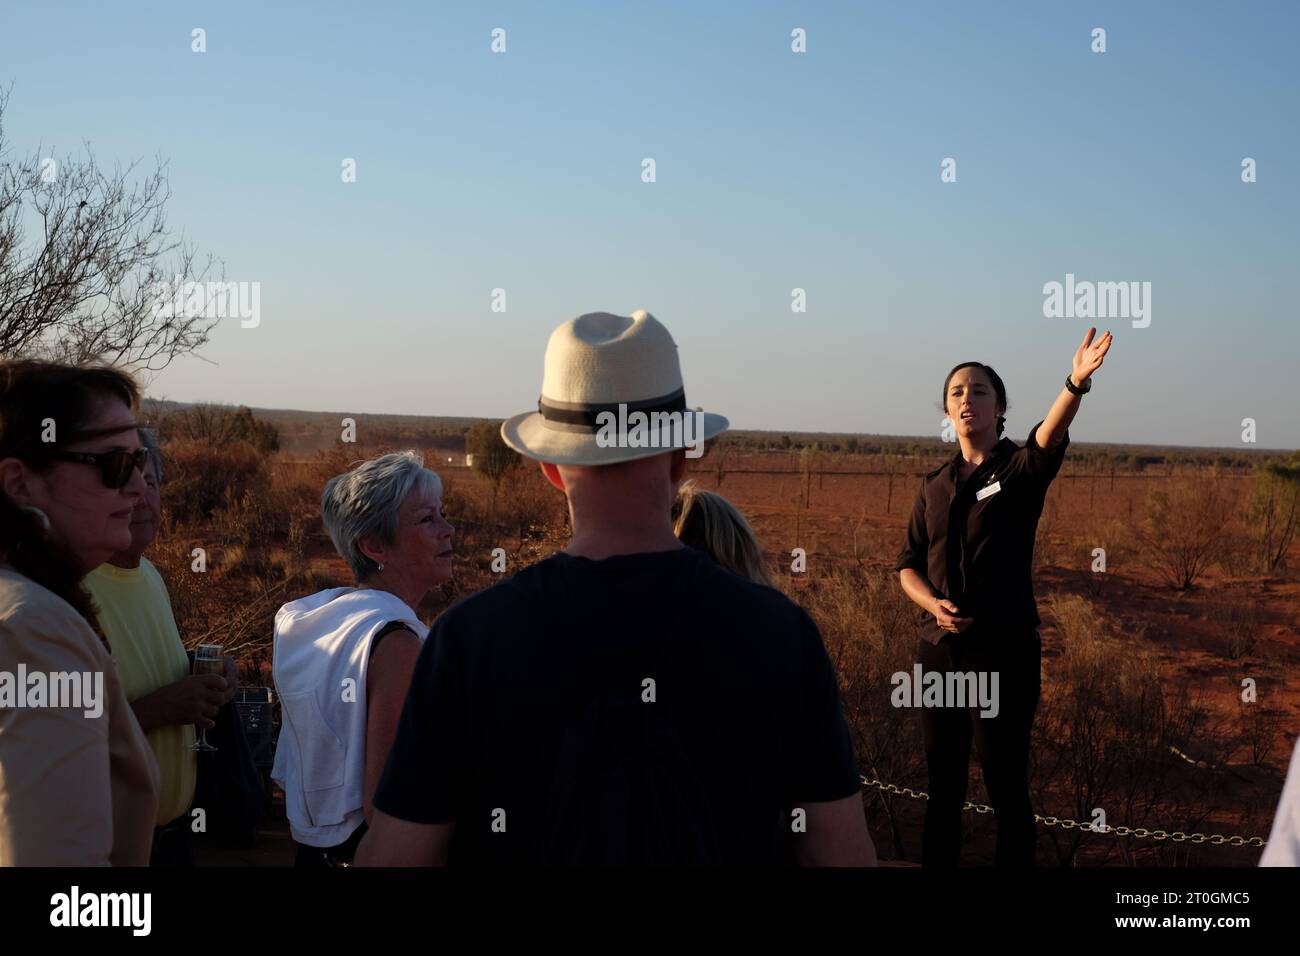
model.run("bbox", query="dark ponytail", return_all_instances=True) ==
[940,362,1009,437]
[0,360,140,638]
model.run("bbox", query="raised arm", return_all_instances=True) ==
[1033,327,1113,451]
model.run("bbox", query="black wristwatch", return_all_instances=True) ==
[1065,373,1091,396]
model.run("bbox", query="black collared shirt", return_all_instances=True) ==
[894,419,1069,644]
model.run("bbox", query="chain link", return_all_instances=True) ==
[860,775,1267,848]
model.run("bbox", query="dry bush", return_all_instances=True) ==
[147,539,208,639]
[1236,699,1285,767]
[1248,458,1300,572]
[1204,592,1260,661]
[155,404,279,454]
[164,438,268,524]
[438,475,490,562]
[1215,520,1262,578]
[497,464,567,550]
[1081,518,1137,598]
[1141,478,1231,590]
[218,483,301,548]
[792,566,925,858]
[285,446,357,493]
[1033,592,1227,865]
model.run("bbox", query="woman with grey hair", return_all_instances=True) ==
[272,450,453,866]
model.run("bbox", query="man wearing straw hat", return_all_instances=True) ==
[357,310,875,866]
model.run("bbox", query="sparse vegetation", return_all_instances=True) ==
[156,403,280,455]
[1248,456,1300,572]
[137,405,1293,866]
[1143,478,1231,590]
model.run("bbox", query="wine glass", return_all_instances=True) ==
[190,643,224,752]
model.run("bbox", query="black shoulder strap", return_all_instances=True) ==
[368,620,416,661]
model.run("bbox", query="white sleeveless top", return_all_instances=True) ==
[271,588,427,847]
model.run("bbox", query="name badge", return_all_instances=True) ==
[975,481,1001,502]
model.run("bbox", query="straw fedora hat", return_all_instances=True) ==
[500,310,729,466]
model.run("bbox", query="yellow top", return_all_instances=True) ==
[84,558,196,826]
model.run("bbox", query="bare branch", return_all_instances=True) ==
[0,92,219,370]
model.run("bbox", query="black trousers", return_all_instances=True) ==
[917,626,1041,867]
[294,822,368,867]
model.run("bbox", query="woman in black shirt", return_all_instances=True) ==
[895,328,1113,866]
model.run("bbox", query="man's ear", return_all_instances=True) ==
[540,461,565,492]
[669,449,688,485]
[0,458,41,509]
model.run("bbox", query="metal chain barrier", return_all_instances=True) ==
[860,775,1267,848]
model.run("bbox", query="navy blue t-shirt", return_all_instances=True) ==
[373,546,861,864]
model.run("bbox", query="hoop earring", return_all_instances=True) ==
[21,505,51,534]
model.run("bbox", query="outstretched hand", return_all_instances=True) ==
[1072,327,1113,385]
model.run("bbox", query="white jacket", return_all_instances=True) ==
[1261,733,1300,866]
[271,588,427,847]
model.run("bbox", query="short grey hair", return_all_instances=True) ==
[138,427,163,484]
[321,450,442,581]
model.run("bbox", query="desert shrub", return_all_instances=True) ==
[1078,518,1135,598]
[497,464,566,548]
[164,438,268,524]
[1142,478,1231,589]
[1214,518,1261,578]
[218,483,301,549]
[147,539,209,639]
[1237,699,1284,767]
[1247,459,1300,572]
[793,566,925,857]
[1204,593,1260,661]
[156,403,280,454]
[1033,593,1224,865]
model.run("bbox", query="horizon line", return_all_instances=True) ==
[139,396,1297,457]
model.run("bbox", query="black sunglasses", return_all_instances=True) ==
[50,447,151,490]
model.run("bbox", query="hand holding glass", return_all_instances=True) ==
[190,643,224,752]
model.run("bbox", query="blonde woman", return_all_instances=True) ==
[672,480,773,587]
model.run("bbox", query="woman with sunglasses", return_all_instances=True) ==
[0,360,160,865]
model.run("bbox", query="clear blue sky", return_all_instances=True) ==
[3,1,1297,448]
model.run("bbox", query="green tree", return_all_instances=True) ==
[466,421,519,519]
